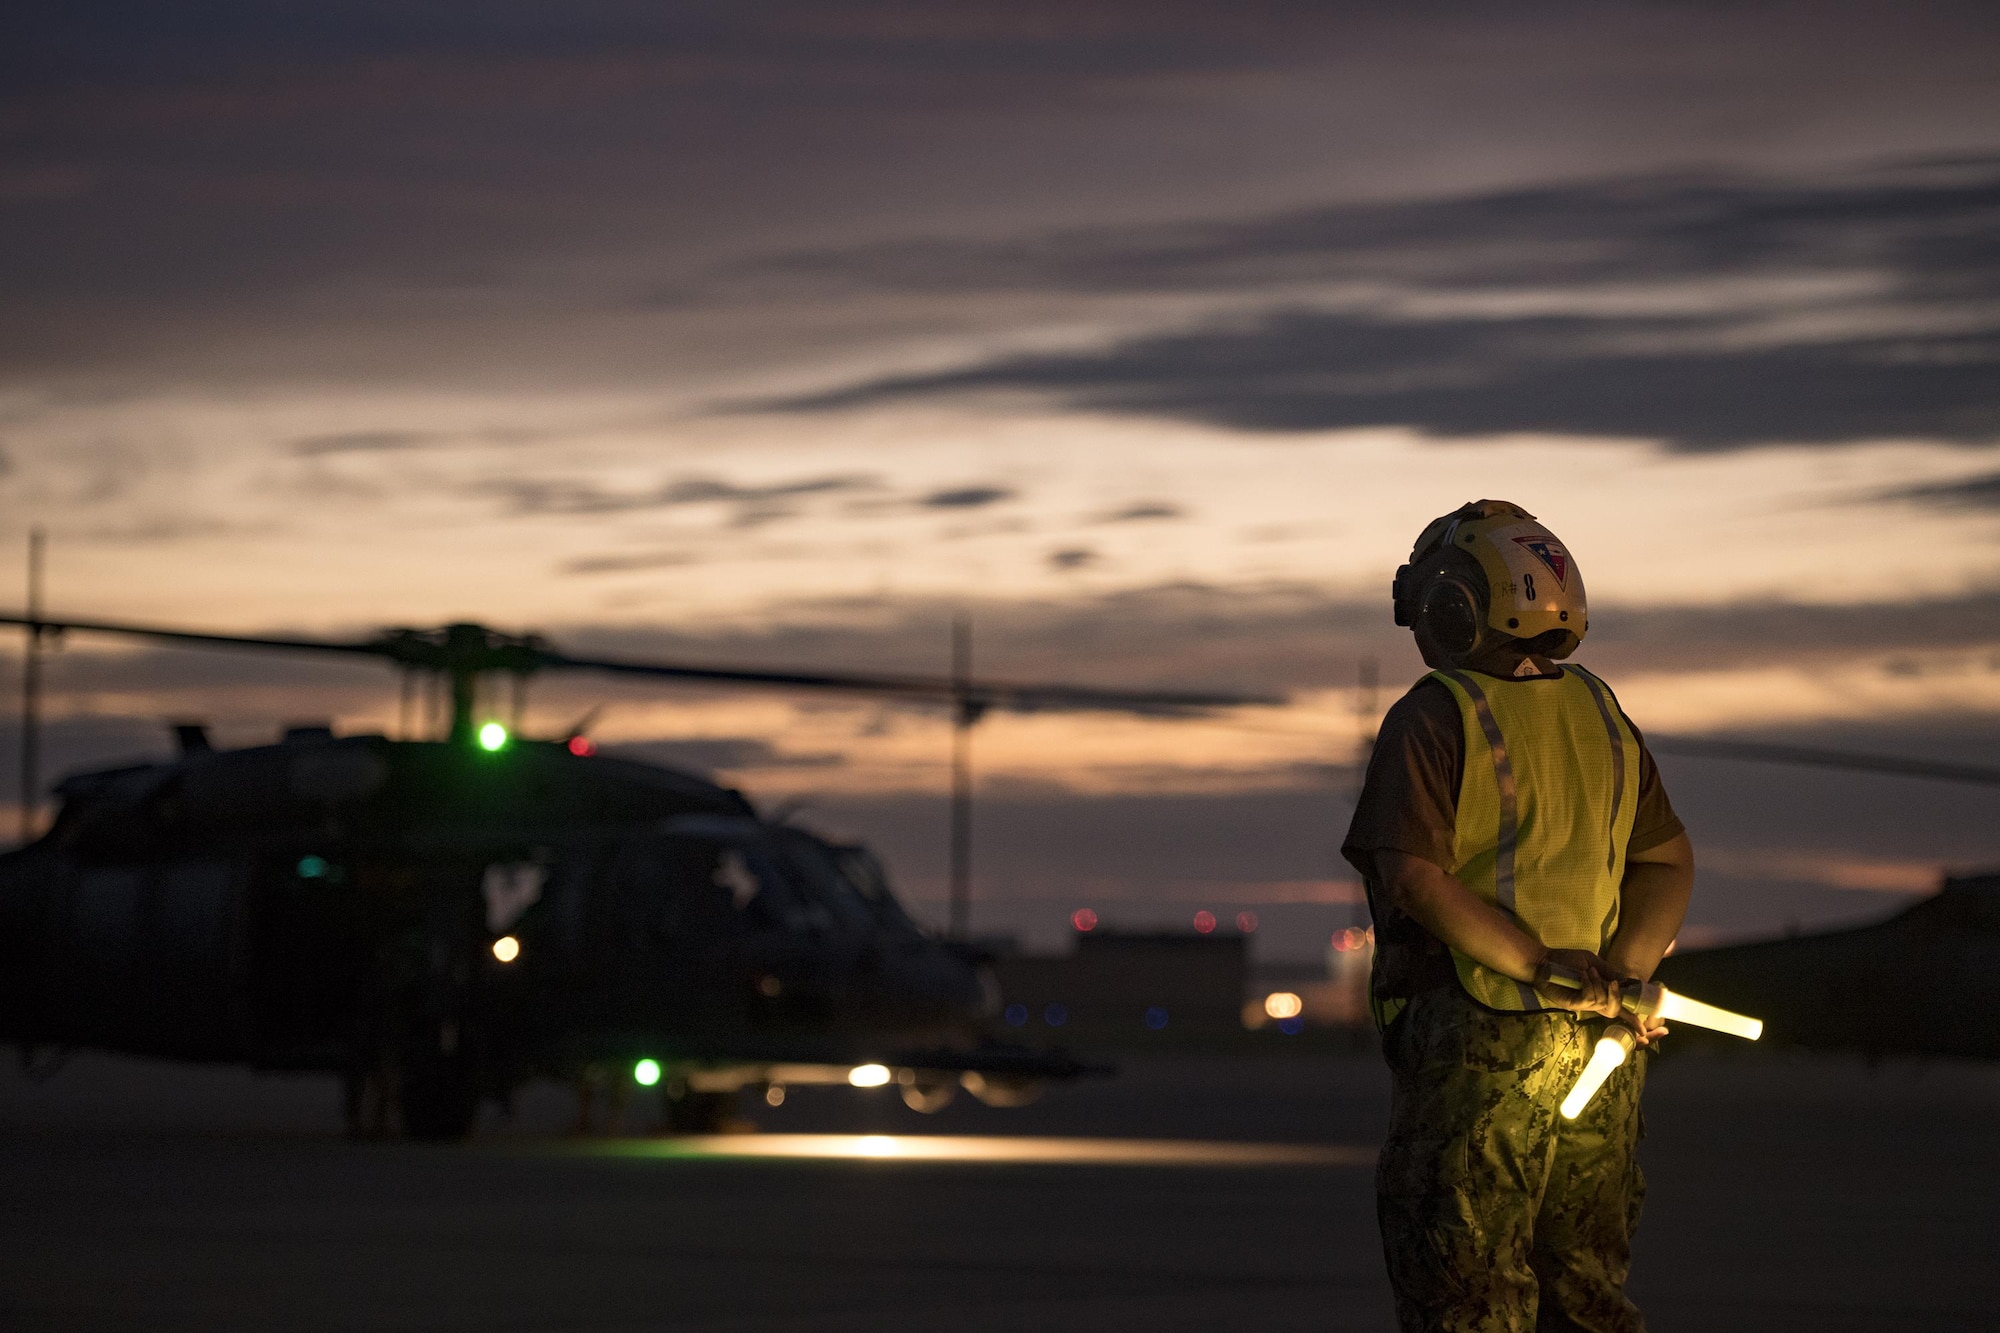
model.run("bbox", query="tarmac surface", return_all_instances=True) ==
[2,1042,1997,1331]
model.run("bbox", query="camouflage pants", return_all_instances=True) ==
[1377,985,1647,1333]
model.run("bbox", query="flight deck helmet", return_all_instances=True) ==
[1391,500,1586,667]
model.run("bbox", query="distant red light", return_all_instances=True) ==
[1330,926,1370,953]
[567,736,597,757]
[1236,911,1258,933]
[1071,908,1098,932]
[1193,910,1216,934]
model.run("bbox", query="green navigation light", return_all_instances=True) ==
[633,1058,662,1087]
[297,855,329,879]
[477,721,509,752]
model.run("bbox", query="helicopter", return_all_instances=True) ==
[1641,736,2000,1060]
[1656,868,2000,1061]
[0,608,1274,1139]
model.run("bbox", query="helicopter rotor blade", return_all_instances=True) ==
[13,615,1998,780]
[0,613,389,661]
[535,650,1280,717]
[0,613,1279,718]
[1649,736,2000,788]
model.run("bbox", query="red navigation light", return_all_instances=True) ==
[567,735,597,757]
[1071,908,1098,932]
[1236,911,1259,933]
[1193,910,1216,934]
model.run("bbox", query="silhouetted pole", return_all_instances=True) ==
[1347,655,1379,926]
[19,527,45,844]
[1355,655,1379,768]
[947,616,976,939]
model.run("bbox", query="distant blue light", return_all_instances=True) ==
[1143,1006,1169,1030]
[1003,1003,1029,1027]
[1278,1016,1306,1035]
[296,855,329,879]
[1043,1003,1068,1027]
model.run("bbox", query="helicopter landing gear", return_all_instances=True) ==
[899,1077,957,1113]
[960,1070,1044,1108]
[663,1084,740,1135]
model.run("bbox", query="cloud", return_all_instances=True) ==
[1047,546,1097,571]
[758,157,2000,304]
[1100,501,1183,522]
[479,471,881,524]
[1878,470,2000,508]
[747,158,2000,449]
[557,550,701,576]
[921,484,1016,509]
[73,516,275,545]
[604,736,845,776]
[765,308,2000,449]
[288,430,437,457]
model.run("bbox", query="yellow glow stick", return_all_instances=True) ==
[1539,966,1763,1041]
[1651,986,1763,1041]
[1561,1026,1636,1120]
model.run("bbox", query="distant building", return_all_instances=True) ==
[990,930,1248,1038]
[1243,926,1374,1030]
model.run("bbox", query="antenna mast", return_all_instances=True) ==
[947,616,979,939]
[19,527,45,844]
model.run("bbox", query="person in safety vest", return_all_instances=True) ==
[1343,499,1693,1333]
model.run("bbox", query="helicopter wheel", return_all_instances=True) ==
[900,1079,957,1113]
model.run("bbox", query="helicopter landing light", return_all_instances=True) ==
[847,1063,892,1088]
[477,721,509,752]
[491,935,521,963]
[633,1059,662,1087]
[1264,992,1304,1021]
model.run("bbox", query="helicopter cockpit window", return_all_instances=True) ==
[769,833,881,935]
[733,842,838,934]
[831,846,922,932]
[482,861,547,933]
[714,850,760,911]
[658,815,849,937]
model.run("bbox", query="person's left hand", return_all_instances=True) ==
[1616,1010,1669,1047]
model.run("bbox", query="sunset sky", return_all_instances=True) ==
[5,2,2000,958]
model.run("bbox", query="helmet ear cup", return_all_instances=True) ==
[1417,578,1482,659]
[1391,565,1415,627]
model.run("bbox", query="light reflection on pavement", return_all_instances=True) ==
[575,1133,1378,1167]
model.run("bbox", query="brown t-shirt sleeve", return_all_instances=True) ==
[1342,678,1465,998]
[1622,714,1686,855]
[1341,678,1465,881]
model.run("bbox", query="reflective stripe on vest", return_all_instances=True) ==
[1433,666,1641,1012]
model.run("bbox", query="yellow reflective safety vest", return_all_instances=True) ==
[1432,665,1641,1012]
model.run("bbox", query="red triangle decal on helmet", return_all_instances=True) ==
[1512,536,1569,587]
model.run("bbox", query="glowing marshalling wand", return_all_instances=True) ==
[1541,965,1764,1119]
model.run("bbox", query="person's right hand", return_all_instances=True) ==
[1532,949,1622,1017]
